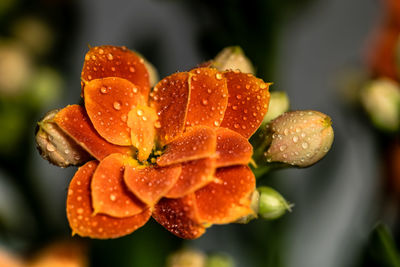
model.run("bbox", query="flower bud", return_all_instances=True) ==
[206,254,235,267]
[258,186,291,220]
[235,190,259,224]
[35,109,91,167]
[166,249,206,267]
[143,58,159,87]
[212,46,255,74]
[263,91,289,123]
[360,78,400,132]
[264,110,334,167]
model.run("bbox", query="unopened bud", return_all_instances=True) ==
[167,249,206,267]
[143,59,159,87]
[235,190,259,224]
[396,35,400,77]
[263,91,289,123]
[35,110,91,167]
[258,186,291,220]
[361,78,400,132]
[212,46,255,74]
[206,254,235,267]
[264,110,334,167]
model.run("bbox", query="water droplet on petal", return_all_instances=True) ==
[302,142,308,149]
[107,53,114,60]
[113,101,121,110]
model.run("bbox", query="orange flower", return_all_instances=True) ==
[52,45,270,239]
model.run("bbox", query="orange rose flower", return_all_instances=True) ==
[51,45,270,239]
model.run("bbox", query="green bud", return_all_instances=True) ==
[235,190,259,224]
[360,78,400,132]
[258,186,291,220]
[12,16,54,56]
[205,254,235,267]
[143,59,159,88]
[166,249,206,267]
[263,91,290,123]
[35,110,91,168]
[264,110,334,167]
[0,41,32,96]
[396,34,400,77]
[212,46,255,74]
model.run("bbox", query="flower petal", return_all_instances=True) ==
[165,158,216,199]
[150,72,190,145]
[195,165,255,224]
[81,45,150,99]
[152,194,206,239]
[91,154,146,218]
[84,77,146,146]
[215,127,253,167]
[220,71,271,138]
[157,126,217,166]
[54,105,132,161]
[67,161,151,239]
[127,105,158,161]
[185,68,228,128]
[124,164,181,206]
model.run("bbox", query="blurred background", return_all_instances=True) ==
[0,0,398,266]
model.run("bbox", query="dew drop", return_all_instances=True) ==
[293,136,299,143]
[202,99,208,105]
[100,87,107,94]
[46,143,56,152]
[107,53,114,60]
[129,66,135,73]
[110,194,116,201]
[234,123,240,129]
[121,114,127,122]
[279,145,287,152]
[215,73,223,80]
[113,101,121,110]
[98,49,104,55]
[137,109,144,116]
[302,142,309,149]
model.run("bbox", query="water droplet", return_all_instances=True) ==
[214,121,220,126]
[155,121,161,128]
[107,53,114,60]
[202,99,208,105]
[98,49,104,54]
[110,194,116,201]
[279,145,287,152]
[302,142,308,149]
[293,136,299,143]
[129,66,135,73]
[236,94,242,100]
[137,109,143,116]
[100,87,107,94]
[113,101,121,110]
[91,55,96,60]
[234,123,240,129]
[215,73,223,80]
[121,114,127,122]
[111,67,116,72]
[284,129,289,136]
[46,143,56,152]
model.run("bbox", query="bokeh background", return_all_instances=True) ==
[0,0,397,266]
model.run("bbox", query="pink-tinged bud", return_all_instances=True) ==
[35,110,91,167]
[264,110,334,167]
[212,46,255,74]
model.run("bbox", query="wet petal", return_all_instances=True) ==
[216,127,253,167]
[152,194,206,239]
[185,68,228,128]
[54,105,132,160]
[157,126,217,166]
[67,161,151,239]
[81,45,150,99]
[165,158,216,199]
[84,77,146,146]
[221,71,271,138]
[150,72,190,145]
[127,105,158,161]
[195,165,255,224]
[124,164,181,206]
[91,154,146,218]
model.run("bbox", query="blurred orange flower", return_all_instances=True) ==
[52,45,270,239]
